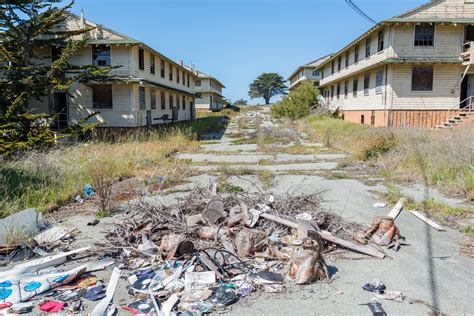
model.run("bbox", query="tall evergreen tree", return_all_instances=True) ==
[0,0,110,156]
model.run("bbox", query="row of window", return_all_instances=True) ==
[323,24,435,79]
[138,48,191,88]
[325,71,384,100]
[92,85,190,111]
[91,45,192,88]
[324,66,434,101]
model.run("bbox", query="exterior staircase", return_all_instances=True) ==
[436,96,473,129]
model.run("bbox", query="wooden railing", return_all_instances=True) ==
[461,42,473,65]
[448,95,473,118]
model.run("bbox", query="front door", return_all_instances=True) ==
[52,92,68,130]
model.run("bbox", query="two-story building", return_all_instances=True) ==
[29,13,198,128]
[318,0,474,128]
[186,68,226,112]
[287,55,332,90]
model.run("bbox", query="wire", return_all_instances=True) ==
[345,0,377,25]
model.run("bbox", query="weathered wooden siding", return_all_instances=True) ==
[390,64,462,110]
[399,0,474,19]
[393,24,464,58]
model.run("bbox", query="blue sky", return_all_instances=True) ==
[72,0,427,104]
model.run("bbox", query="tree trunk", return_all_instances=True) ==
[264,97,271,105]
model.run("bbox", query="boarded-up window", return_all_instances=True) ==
[354,45,360,63]
[344,80,349,98]
[182,96,186,110]
[161,91,166,110]
[375,71,383,94]
[139,87,146,110]
[138,49,144,70]
[150,55,155,74]
[378,29,385,52]
[365,38,371,58]
[414,24,434,46]
[353,79,358,97]
[364,73,370,96]
[161,59,165,78]
[92,85,113,109]
[151,90,156,109]
[92,45,110,66]
[412,67,433,91]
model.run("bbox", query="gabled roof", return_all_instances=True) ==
[184,66,225,88]
[393,0,439,19]
[287,54,333,80]
[68,13,197,78]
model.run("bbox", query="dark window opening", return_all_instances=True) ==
[177,68,180,83]
[182,96,186,110]
[375,71,383,94]
[414,24,435,46]
[412,66,433,91]
[139,87,146,110]
[353,79,358,97]
[337,84,341,99]
[177,95,180,109]
[92,45,111,66]
[187,74,190,87]
[330,86,334,99]
[345,52,349,68]
[364,73,370,96]
[338,56,342,71]
[161,91,166,110]
[92,85,113,109]
[354,45,360,63]
[344,81,349,98]
[138,48,145,70]
[169,94,174,110]
[331,61,335,74]
[51,46,63,62]
[169,64,173,81]
[150,55,155,74]
[151,90,156,109]
[371,110,375,126]
[160,59,165,78]
[361,115,365,124]
[365,38,371,58]
[378,29,385,52]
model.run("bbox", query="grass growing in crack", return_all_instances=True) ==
[256,170,274,189]
[215,166,255,176]
[96,209,113,218]
[217,182,245,193]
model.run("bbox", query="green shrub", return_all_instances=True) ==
[361,132,397,161]
[271,82,319,121]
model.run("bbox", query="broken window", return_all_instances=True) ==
[138,48,145,70]
[365,38,371,58]
[92,45,110,67]
[92,85,113,109]
[414,24,434,47]
[139,87,146,110]
[151,89,156,109]
[364,73,370,96]
[412,67,433,91]
[150,55,155,74]
[375,71,383,94]
[378,29,385,52]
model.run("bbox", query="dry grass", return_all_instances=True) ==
[298,115,474,199]
[0,129,198,217]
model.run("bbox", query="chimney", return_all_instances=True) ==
[180,60,184,66]
[80,9,85,29]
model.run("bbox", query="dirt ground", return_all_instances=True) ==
[45,108,474,314]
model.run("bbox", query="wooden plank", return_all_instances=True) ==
[320,230,386,259]
[409,211,446,231]
[387,198,405,220]
[199,253,224,278]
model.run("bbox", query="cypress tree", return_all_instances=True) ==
[0,0,110,157]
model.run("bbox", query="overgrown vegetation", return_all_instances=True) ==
[297,115,474,199]
[271,81,319,121]
[0,128,198,217]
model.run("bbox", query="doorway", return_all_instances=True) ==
[51,92,68,130]
[146,110,152,126]
[172,106,178,122]
[460,74,474,108]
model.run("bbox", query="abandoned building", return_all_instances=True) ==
[28,13,198,128]
[314,0,474,128]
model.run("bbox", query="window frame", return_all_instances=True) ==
[138,48,145,71]
[169,94,174,110]
[344,80,349,99]
[169,64,173,81]
[150,54,155,74]
[336,84,341,100]
[92,85,113,109]
[364,73,370,96]
[337,56,342,72]
[150,89,156,109]
[177,68,180,84]
[378,29,385,52]
[353,79,358,97]
[375,71,384,95]
[160,59,165,78]
[182,96,186,110]
[139,87,146,110]
[161,91,166,110]
[345,52,349,68]
[365,37,371,58]
[414,24,435,47]
[411,66,434,92]
[354,45,360,63]
[331,61,335,75]
[92,45,111,67]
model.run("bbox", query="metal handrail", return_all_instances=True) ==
[448,95,473,118]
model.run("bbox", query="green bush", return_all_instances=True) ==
[361,132,397,161]
[271,82,319,121]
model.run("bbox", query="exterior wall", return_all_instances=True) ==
[289,67,321,90]
[195,92,223,111]
[399,0,474,19]
[341,110,389,127]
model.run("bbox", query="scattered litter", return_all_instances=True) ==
[74,195,84,204]
[0,208,43,245]
[362,302,387,316]
[38,301,65,313]
[409,211,446,231]
[87,219,100,226]
[362,279,386,293]
[374,290,405,302]
[373,203,386,208]
[295,212,313,221]
[83,184,96,198]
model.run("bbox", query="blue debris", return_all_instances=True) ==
[83,184,96,198]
